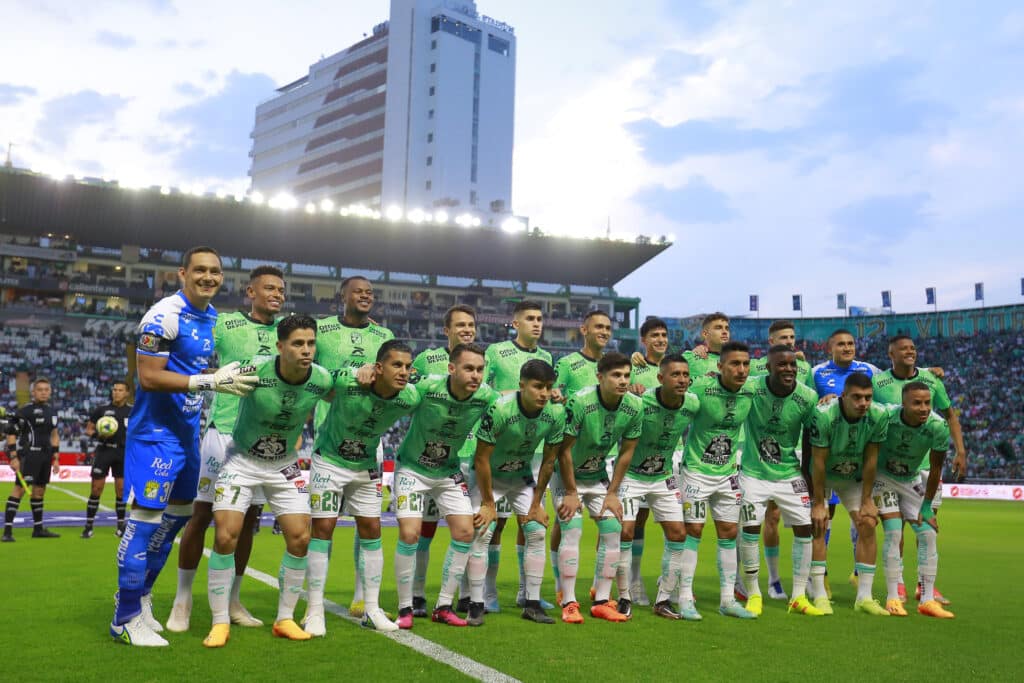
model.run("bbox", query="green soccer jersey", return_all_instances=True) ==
[412,346,451,376]
[741,376,818,481]
[749,356,814,390]
[476,393,565,479]
[484,340,552,392]
[808,400,889,481]
[232,359,333,459]
[683,375,758,477]
[628,388,699,481]
[683,349,721,381]
[314,373,421,471]
[396,375,498,477]
[209,311,278,433]
[630,357,662,391]
[563,386,643,482]
[313,317,394,431]
[555,351,600,397]
[872,368,952,411]
[877,405,950,481]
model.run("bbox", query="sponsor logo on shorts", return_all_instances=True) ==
[397,495,408,509]
[310,494,321,508]
[143,480,160,499]
[150,457,174,477]
[198,477,212,492]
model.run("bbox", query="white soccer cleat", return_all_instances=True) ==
[165,601,192,633]
[140,593,165,633]
[110,613,169,647]
[229,602,264,627]
[302,607,326,637]
[363,608,400,633]
[631,581,651,607]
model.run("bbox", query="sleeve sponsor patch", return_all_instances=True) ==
[138,332,162,352]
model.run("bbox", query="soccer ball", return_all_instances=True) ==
[96,415,119,438]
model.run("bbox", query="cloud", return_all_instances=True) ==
[34,90,129,150]
[827,192,932,263]
[627,117,795,164]
[95,30,135,49]
[163,70,276,178]
[632,175,737,224]
[174,81,204,97]
[0,83,37,106]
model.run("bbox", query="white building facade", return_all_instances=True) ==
[249,0,516,217]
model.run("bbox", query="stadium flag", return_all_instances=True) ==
[926,287,936,306]
[792,294,802,311]
[881,290,892,308]
[837,293,847,310]
[975,282,984,301]
[749,295,759,312]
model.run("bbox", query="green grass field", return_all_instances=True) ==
[4,485,1021,682]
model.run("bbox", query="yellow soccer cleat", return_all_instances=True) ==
[885,599,908,616]
[823,574,832,600]
[854,598,890,616]
[812,596,834,616]
[348,600,365,618]
[788,595,825,616]
[745,594,763,617]
[203,623,230,648]
[917,600,955,619]
[273,619,313,640]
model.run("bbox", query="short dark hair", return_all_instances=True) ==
[111,380,129,390]
[659,352,688,369]
[768,320,795,335]
[702,312,729,329]
[597,352,630,374]
[889,334,914,347]
[640,317,668,337]
[720,341,750,358]
[449,342,485,363]
[520,359,556,383]
[31,377,51,388]
[182,246,221,269]
[250,265,285,282]
[902,380,931,396]
[341,275,371,292]
[513,300,543,315]
[582,309,611,324]
[767,344,795,357]
[277,314,317,341]
[377,339,413,363]
[844,373,873,391]
[444,304,476,328]
[829,328,855,341]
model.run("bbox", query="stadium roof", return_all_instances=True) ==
[0,170,669,288]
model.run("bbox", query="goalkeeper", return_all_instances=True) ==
[81,380,132,538]
[109,247,258,647]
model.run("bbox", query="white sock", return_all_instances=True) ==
[484,542,500,599]
[207,552,234,625]
[679,537,700,603]
[360,539,385,613]
[276,553,306,622]
[395,540,418,610]
[306,539,331,611]
[791,537,812,599]
[717,540,739,607]
[436,540,471,608]
[175,568,197,606]
[739,531,762,597]
[558,526,582,605]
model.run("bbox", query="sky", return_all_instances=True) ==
[1,0,1023,318]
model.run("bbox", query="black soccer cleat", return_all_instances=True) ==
[1,533,13,543]
[115,522,126,537]
[32,528,60,538]
[521,604,556,624]
[81,527,94,539]
[653,600,682,620]
[412,596,428,618]
[455,596,471,614]
[617,598,633,620]
[466,601,486,627]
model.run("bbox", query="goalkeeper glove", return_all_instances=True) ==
[188,361,259,396]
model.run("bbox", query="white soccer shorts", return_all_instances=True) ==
[681,470,742,524]
[551,473,614,520]
[826,478,883,514]
[875,474,926,521]
[739,474,812,528]
[196,427,266,505]
[394,468,473,519]
[211,450,309,516]
[309,453,383,519]
[619,475,683,523]
[471,475,536,517]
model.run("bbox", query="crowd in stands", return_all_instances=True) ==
[0,323,1019,482]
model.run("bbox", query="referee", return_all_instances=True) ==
[82,381,131,538]
[3,378,61,541]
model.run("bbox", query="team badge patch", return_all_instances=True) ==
[138,333,161,352]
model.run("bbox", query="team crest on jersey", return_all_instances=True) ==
[758,437,783,464]
[282,391,298,408]
[831,461,859,476]
[350,331,362,344]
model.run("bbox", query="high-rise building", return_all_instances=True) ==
[249,0,515,217]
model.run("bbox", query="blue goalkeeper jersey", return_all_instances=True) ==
[811,359,880,398]
[128,291,217,444]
